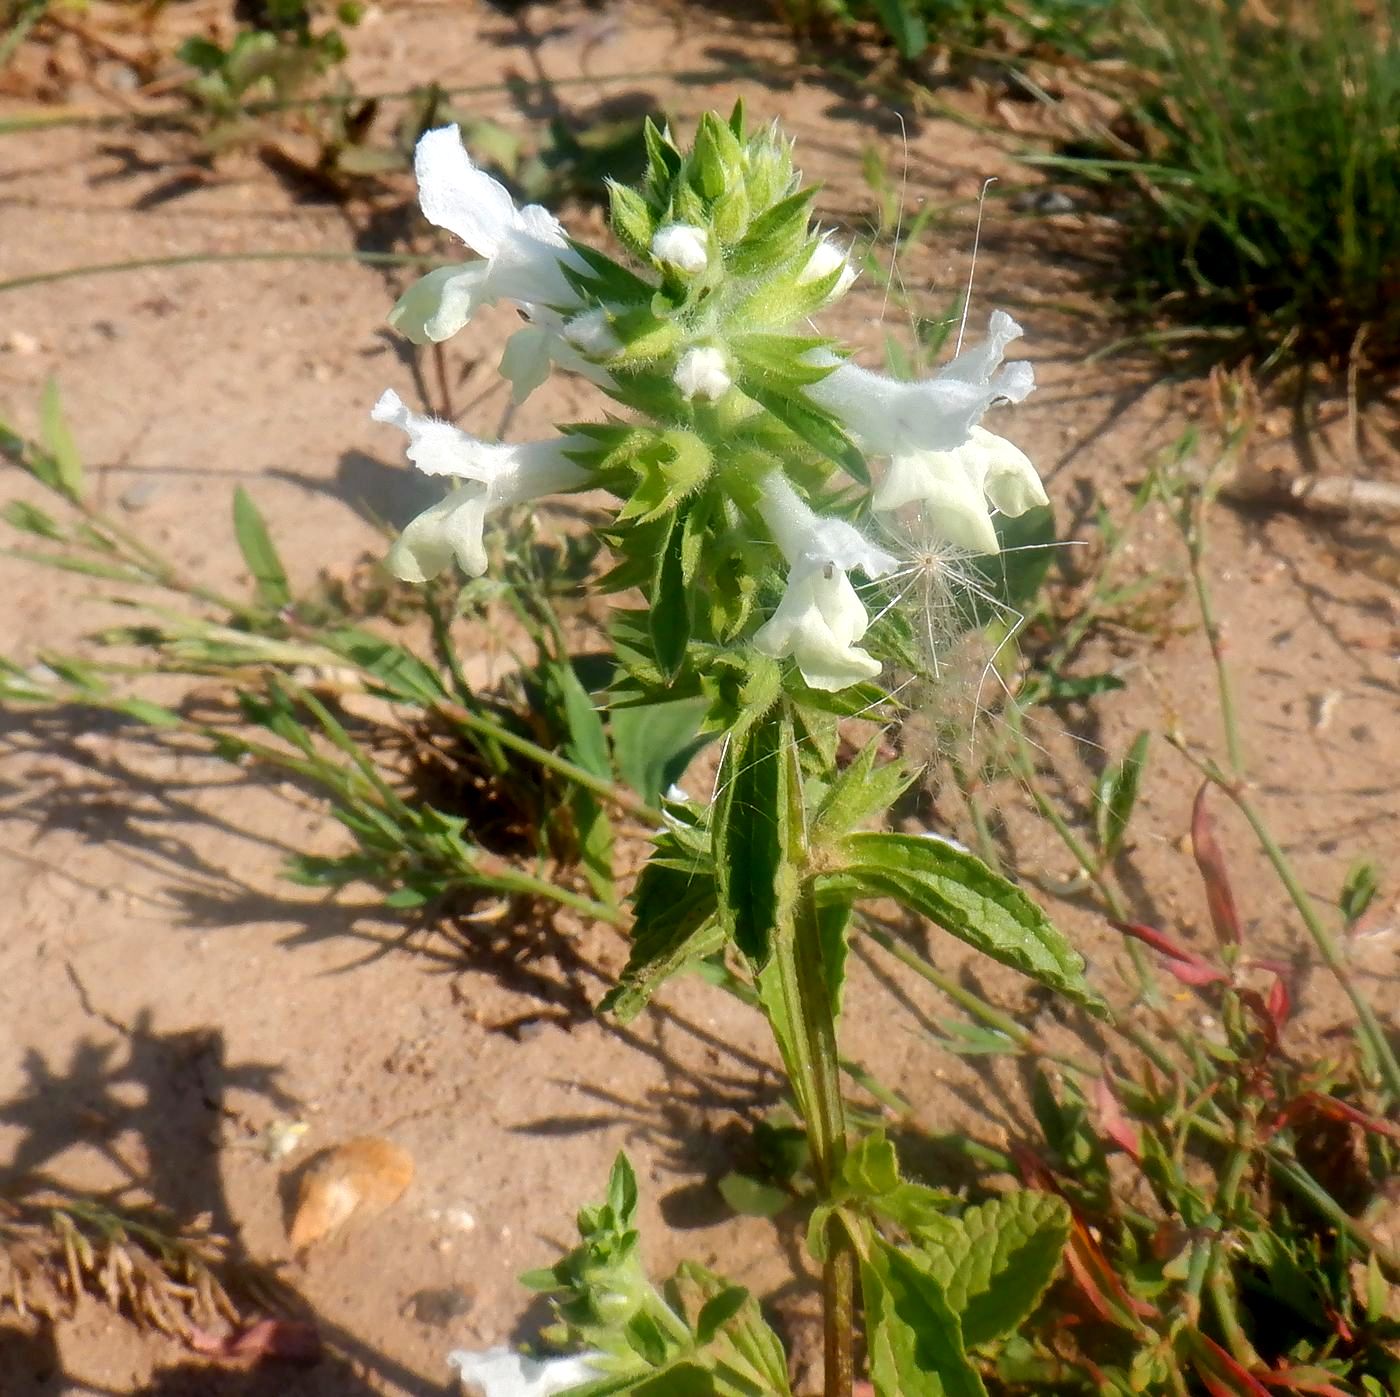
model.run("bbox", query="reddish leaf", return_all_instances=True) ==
[1094,1075,1143,1162]
[1113,920,1227,985]
[1265,977,1290,1032]
[1292,1092,1400,1142]
[1260,1363,1353,1395]
[1192,784,1242,947]
[1063,1218,1158,1328]
[188,1318,322,1364]
[1187,1331,1272,1397]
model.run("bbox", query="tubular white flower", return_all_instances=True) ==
[499,309,617,405]
[751,472,896,692]
[387,126,585,345]
[674,346,731,402]
[804,310,1034,458]
[371,390,587,581]
[447,1346,608,1397]
[799,233,857,299]
[651,223,710,276]
[874,426,1048,556]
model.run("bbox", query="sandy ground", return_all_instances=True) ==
[1,3,1397,1393]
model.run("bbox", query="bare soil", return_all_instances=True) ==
[1,3,1396,1393]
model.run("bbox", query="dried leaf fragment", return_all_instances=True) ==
[288,1136,414,1251]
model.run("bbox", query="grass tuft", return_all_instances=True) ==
[1059,0,1400,377]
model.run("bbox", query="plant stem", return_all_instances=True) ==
[779,879,853,1397]
[1184,497,1246,778]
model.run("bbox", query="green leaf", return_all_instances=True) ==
[322,629,449,705]
[39,378,84,501]
[863,1237,987,1397]
[232,487,291,611]
[606,1151,639,1226]
[555,661,611,779]
[812,742,918,843]
[871,0,929,57]
[728,188,814,277]
[717,1173,790,1219]
[832,833,1108,1017]
[608,178,656,258]
[2,500,65,541]
[695,1284,751,1344]
[738,377,869,484]
[601,873,721,1021]
[1094,730,1150,860]
[815,893,850,1022]
[730,333,836,387]
[842,1131,900,1197]
[611,696,710,807]
[712,705,787,964]
[913,1192,1070,1348]
[650,506,693,683]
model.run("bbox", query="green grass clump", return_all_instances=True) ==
[1075,0,1400,375]
[774,0,1112,61]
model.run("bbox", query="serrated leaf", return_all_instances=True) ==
[232,487,291,610]
[831,833,1107,1017]
[601,876,721,1022]
[39,378,84,501]
[913,1192,1070,1347]
[812,742,917,843]
[712,705,787,964]
[863,1237,987,1397]
[650,506,692,683]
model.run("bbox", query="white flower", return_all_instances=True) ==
[499,310,616,405]
[873,426,1048,555]
[651,223,710,276]
[751,471,897,692]
[371,389,587,581]
[673,346,731,401]
[799,233,857,298]
[448,1346,607,1396]
[387,126,584,344]
[805,310,1034,458]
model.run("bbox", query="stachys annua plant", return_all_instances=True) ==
[372,104,1101,1397]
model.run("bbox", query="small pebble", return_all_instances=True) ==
[120,480,160,512]
[407,1286,476,1327]
[4,330,40,356]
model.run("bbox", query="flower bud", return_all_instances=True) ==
[799,234,857,299]
[673,347,731,402]
[651,223,710,276]
[562,309,621,357]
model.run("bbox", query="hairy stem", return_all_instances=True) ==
[778,878,853,1397]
